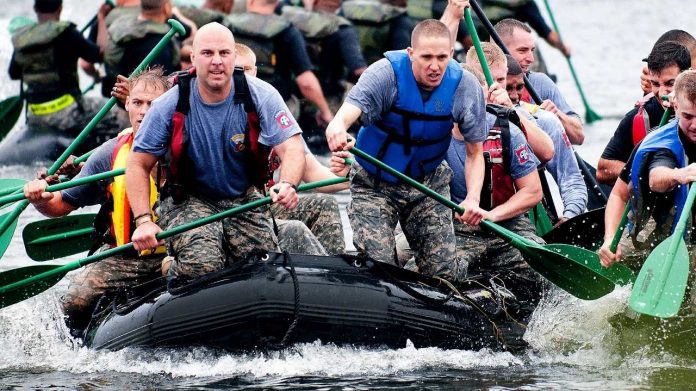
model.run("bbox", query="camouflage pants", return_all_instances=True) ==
[276,219,328,256]
[454,215,545,303]
[27,96,128,146]
[348,161,462,280]
[159,188,280,279]
[270,193,345,254]
[60,246,163,331]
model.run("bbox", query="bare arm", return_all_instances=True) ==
[649,163,696,193]
[596,158,625,185]
[126,151,161,251]
[303,153,349,192]
[487,170,542,222]
[518,114,554,163]
[270,134,305,209]
[326,101,362,151]
[540,100,584,145]
[295,70,334,125]
[23,180,77,218]
[439,0,468,45]
[598,179,629,267]
[454,141,486,225]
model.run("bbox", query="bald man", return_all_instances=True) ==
[126,23,306,280]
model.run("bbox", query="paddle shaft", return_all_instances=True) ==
[609,204,630,252]
[541,0,600,121]
[464,8,493,86]
[28,227,95,245]
[0,168,124,206]
[0,177,347,295]
[350,146,540,248]
[79,0,116,34]
[0,20,185,236]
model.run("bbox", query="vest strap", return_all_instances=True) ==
[28,93,75,115]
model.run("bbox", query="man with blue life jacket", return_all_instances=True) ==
[22,68,171,335]
[325,16,487,282]
[598,40,693,185]
[600,71,696,281]
[127,23,306,280]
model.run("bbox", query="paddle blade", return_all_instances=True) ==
[585,108,602,124]
[0,212,19,259]
[629,237,689,318]
[0,264,64,309]
[0,95,23,140]
[520,243,615,300]
[23,214,97,262]
[543,207,605,250]
[529,204,554,237]
[545,243,635,286]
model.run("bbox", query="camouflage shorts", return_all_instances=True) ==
[159,188,280,280]
[348,161,460,281]
[60,245,163,330]
[454,215,545,302]
[270,193,345,254]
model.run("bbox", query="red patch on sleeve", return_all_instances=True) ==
[274,110,295,129]
[514,143,531,164]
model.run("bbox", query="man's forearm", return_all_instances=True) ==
[464,147,484,203]
[278,138,306,186]
[649,166,681,193]
[296,71,332,116]
[597,158,625,185]
[558,112,584,145]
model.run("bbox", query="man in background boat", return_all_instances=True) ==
[494,18,584,145]
[8,0,122,143]
[325,10,487,282]
[598,40,693,185]
[236,43,348,255]
[600,71,696,290]
[127,23,306,280]
[22,68,171,335]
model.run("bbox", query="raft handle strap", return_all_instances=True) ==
[279,250,301,347]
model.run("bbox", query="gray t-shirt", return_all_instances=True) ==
[346,58,487,143]
[527,71,579,119]
[447,111,538,205]
[61,137,118,208]
[518,107,587,218]
[133,76,302,199]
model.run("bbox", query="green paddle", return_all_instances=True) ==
[0,19,186,260]
[349,145,632,299]
[465,7,556,236]
[541,0,601,123]
[23,214,97,262]
[0,168,124,207]
[0,177,347,309]
[629,183,696,318]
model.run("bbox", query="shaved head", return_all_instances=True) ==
[193,22,235,51]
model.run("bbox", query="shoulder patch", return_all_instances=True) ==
[274,110,295,130]
[514,143,531,164]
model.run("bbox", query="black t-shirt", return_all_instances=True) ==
[601,96,667,163]
[9,24,101,102]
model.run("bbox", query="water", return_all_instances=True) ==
[2,0,696,389]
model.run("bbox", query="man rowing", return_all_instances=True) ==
[22,68,170,335]
[494,18,584,145]
[326,10,486,281]
[598,40,693,185]
[127,23,306,279]
[599,71,696,284]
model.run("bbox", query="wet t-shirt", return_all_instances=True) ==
[133,76,302,199]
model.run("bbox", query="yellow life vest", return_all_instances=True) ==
[108,128,165,255]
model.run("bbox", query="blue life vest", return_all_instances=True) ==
[629,119,687,235]
[355,50,463,183]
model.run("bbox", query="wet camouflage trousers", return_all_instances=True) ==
[270,193,346,254]
[159,188,279,279]
[27,96,128,143]
[276,219,328,256]
[60,246,162,331]
[348,161,461,281]
[454,215,545,303]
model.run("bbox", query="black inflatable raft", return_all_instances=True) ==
[83,252,533,352]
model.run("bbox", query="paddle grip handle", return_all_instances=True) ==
[0,177,348,295]
[0,169,125,206]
